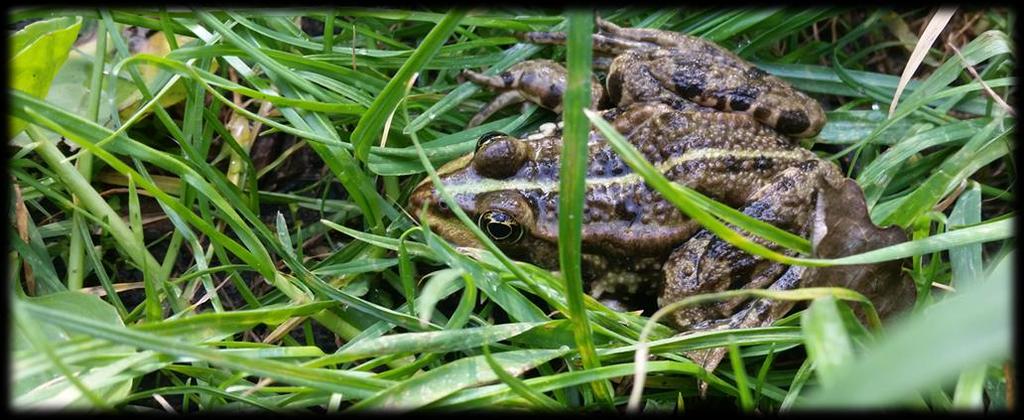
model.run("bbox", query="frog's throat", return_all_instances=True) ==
[442,148,809,195]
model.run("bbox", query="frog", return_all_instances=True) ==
[408,17,914,373]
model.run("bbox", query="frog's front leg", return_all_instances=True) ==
[459,60,604,126]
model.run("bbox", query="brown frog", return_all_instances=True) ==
[409,18,913,372]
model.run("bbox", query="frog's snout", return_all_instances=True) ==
[407,181,435,216]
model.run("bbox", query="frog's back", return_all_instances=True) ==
[547,104,818,256]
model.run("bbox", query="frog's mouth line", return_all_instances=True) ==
[439,148,810,195]
[416,207,484,248]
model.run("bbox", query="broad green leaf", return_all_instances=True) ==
[9,16,82,136]
[13,291,133,409]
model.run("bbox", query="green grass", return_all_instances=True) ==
[8,7,1015,412]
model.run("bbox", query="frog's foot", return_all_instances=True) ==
[659,229,798,330]
[683,264,808,396]
[459,60,604,126]
[595,16,701,50]
[804,178,914,318]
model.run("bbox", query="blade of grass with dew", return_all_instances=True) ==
[756,62,993,116]
[876,117,1011,227]
[481,343,563,410]
[414,210,551,324]
[597,327,803,361]
[627,286,883,410]
[8,215,63,296]
[119,54,366,114]
[948,182,988,409]
[67,19,109,291]
[334,8,559,30]
[826,30,1012,164]
[413,268,464,326]
[188,13,391,231]
[727,340,755,412]
[127,172,161,321]
[857,117,992,208]
[431,360,729,409]
[19,124,164,279]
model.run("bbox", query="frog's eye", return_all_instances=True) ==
[478,210,524,244]
[475,131,509,154]
[472,133,528,179]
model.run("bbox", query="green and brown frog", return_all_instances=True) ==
[408,18,914,371]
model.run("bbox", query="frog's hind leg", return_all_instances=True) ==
[660,164,829,371]
[466,90,527,128]
[686,263,808,396]
[641,50,827,138]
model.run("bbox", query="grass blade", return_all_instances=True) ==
[799,252,1013,408]
[349,348,569,411]
[349,9,466,162]
[559,9,613,406]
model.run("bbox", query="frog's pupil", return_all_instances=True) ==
[488,222,512,239]
[479,210,522,243]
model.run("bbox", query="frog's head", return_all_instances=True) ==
[407,131,563,267]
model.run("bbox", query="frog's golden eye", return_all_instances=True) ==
[475,131,509,154]
[478,210,524,244]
